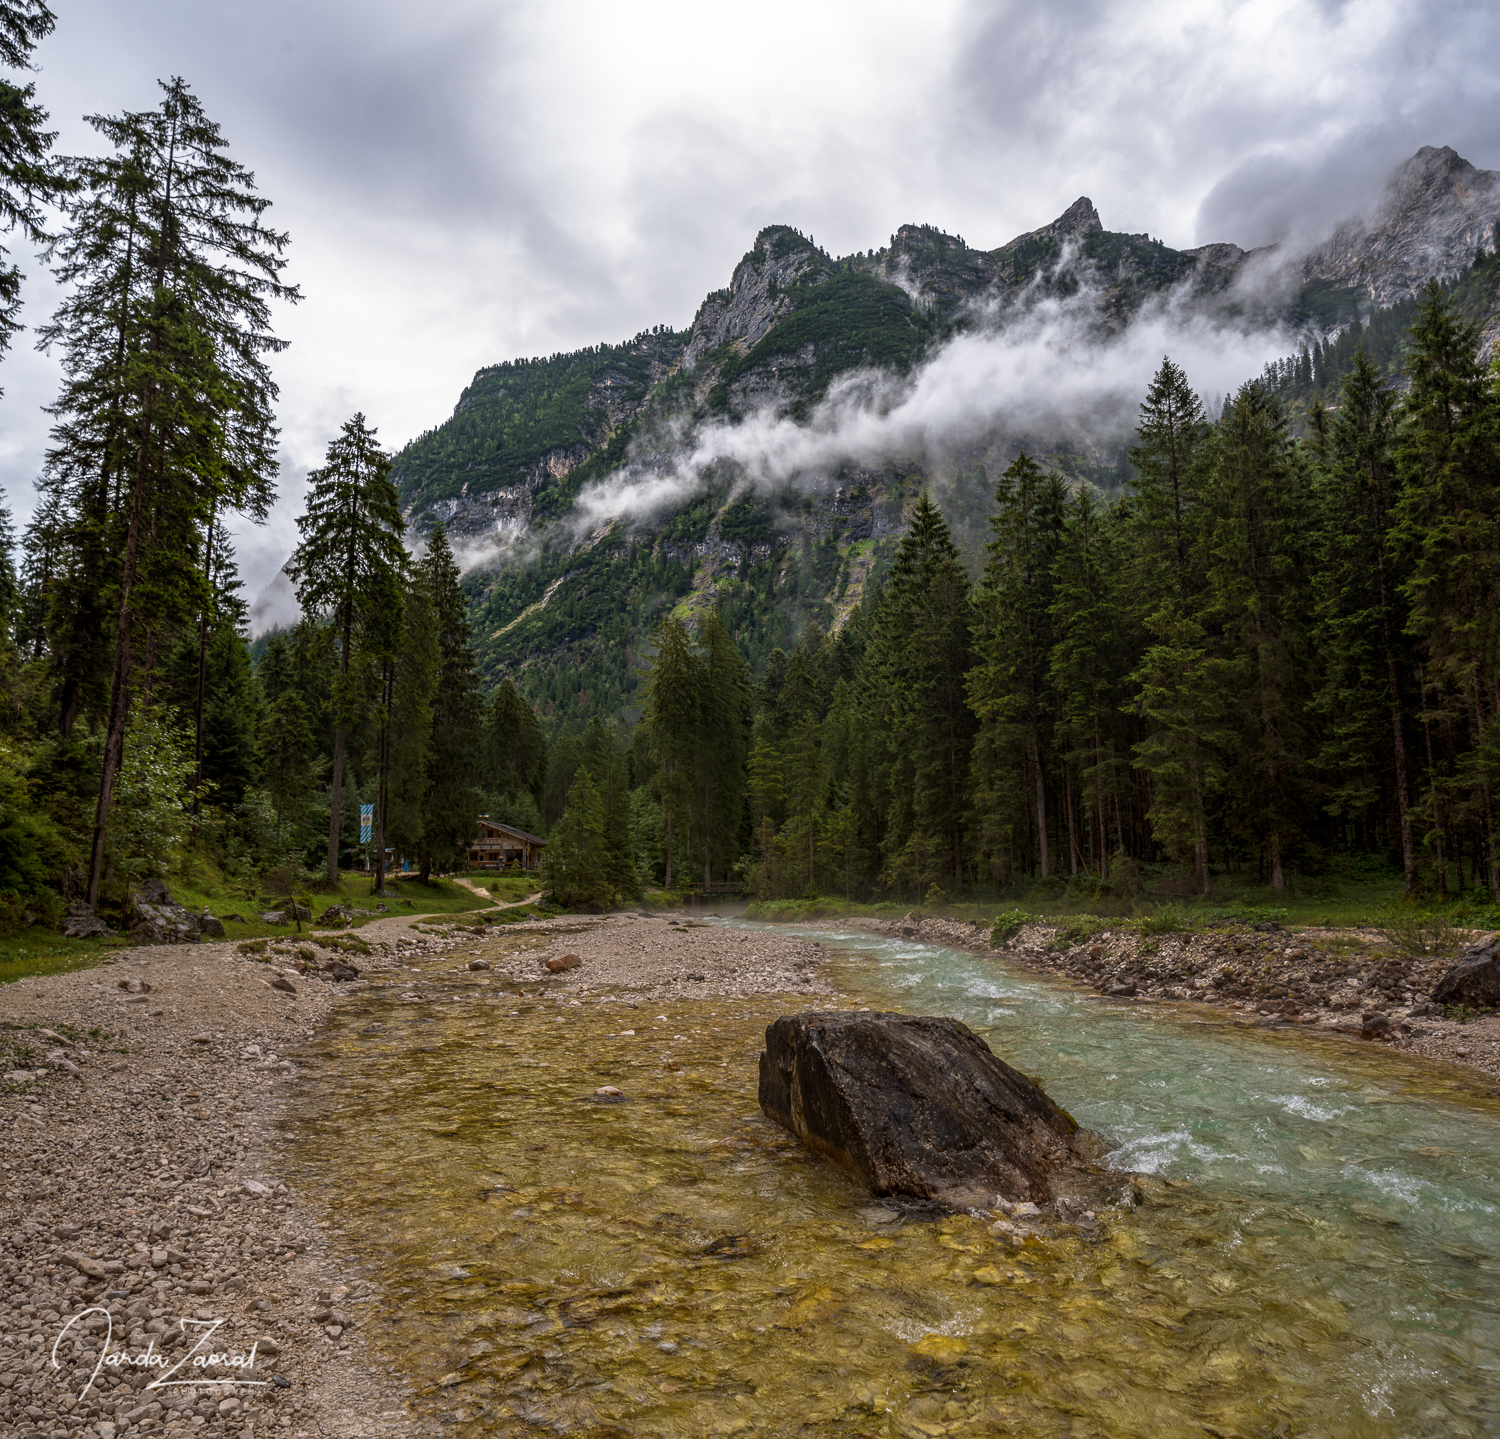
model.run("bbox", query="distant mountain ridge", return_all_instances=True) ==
[370,146,1500,727]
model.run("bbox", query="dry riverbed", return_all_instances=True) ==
[0,910,830,1439]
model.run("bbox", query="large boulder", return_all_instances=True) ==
[127,882,202,944]
[1430,933,1500,1009]
[61,902,113,940]
[759,1010,1094,1207]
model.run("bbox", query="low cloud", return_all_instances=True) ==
[567,266,1297,535]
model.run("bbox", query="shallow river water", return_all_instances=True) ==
[285,923,1500,1438]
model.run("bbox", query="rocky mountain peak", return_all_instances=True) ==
[1302,145,1500,303]
[684,225,831,367]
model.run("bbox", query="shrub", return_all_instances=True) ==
[990,909,1039,947]
[1373,906,1464,958]
[1137,903,1196,937]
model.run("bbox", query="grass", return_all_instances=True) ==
[0,865,491,987]
[484,875,542,904]
[742,861,1500,943]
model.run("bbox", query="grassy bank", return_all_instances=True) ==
[0,868,492,987]
[743,865,1500,939]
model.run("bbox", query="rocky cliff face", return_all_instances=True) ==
[1302,146,1500,303]
[682,226,832,367]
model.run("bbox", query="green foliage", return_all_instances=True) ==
[106,703,196,880]
[1134,904,1196,937]
[543,766,617,910]
[709,271,933,414]
[1372,905,1464,958]
[989,908,1039,946]
[392,330,681,512]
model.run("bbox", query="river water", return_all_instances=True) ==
[285,922,1500,1437]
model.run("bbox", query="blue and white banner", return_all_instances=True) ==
[359,804,373,843]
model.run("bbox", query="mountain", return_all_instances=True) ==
[378,146,1500,729]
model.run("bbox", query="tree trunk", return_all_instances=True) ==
[85,477,147,908]
[1032,732,1049,879]
[326,612,354,885]
[190,510,217,835]
[326,725,345,883]
[1189,750,1210,900]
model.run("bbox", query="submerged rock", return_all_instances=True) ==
[1430,933,1500,1010]
[758,1010,1095,1207]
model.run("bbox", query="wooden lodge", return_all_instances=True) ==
[468,818,547,872]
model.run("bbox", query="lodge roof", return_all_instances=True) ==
[477,818,548,847]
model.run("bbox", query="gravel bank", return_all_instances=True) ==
[0,909,833,1439]
[847,913,1500,1088]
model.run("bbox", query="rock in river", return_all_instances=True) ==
[1430,933,1500,1009]
[758,1010,1094,1207]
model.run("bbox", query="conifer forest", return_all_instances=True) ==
[0,0,1497,940]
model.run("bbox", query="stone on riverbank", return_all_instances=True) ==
[1430,933,1500,1010]
[758,1010,1093,1207]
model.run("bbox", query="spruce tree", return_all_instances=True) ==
[1124,359,1217,894]
[1392,283,1500,899]
[413,526,483,878]
[484,678,547,811]
[1048,487,1128,880]
[286,413,406,884]
[0,0,60,373]
[694,610,749,890]
[866,492,973,893]
[383,560,438,874]
[36,79,294,905]
[1311,351,1418,891]
[1201,382,1315,893]
[968,456,1065,882]
[642,616,698,887]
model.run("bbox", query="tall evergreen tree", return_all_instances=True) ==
[36,79,294,905]
[1125,360,1216,894]
[414,526,483,878]
[0,0,61,374]
[1202,383,1315,892]
[642,616,698,887]
[1311,351,1418,890]
[1392,283,1500,899]
[968,455,1065,882]
[484,677,546,812]
[286,413,405,885]
[383,560,438,874]
[867,492,974,893]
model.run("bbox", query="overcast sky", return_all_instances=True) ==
[2,0,1497,595]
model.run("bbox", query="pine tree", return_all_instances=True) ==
[0,0,61,373]
[867,492,974,893]
[1392,283,1500,899]
[484,678,546,810]
[286,413,406,884]
[413,526,484,878]
[968,456,1065,882]
[642,616,698,887]
[383,561,438,873]
[1311,350,1418,891]
[36,79,294,905]
[1202,382,1316,892]
[1048,487,1128,880]
[543,766,614,909]
[1124,358,1216,894]
[693,610,749,890]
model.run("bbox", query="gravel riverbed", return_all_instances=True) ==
[0,909,831,1439]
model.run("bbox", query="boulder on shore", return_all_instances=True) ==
[1430,933,1500,1010]
[127,880,205,944]
[759,1010,1095,1207]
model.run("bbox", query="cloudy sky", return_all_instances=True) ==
[1,0,1497,594]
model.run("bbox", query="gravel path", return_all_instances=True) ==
[0,909,833,1439]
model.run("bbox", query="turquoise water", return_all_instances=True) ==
[287,922,1500,1437]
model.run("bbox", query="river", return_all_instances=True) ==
[284,920,1500,1437]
